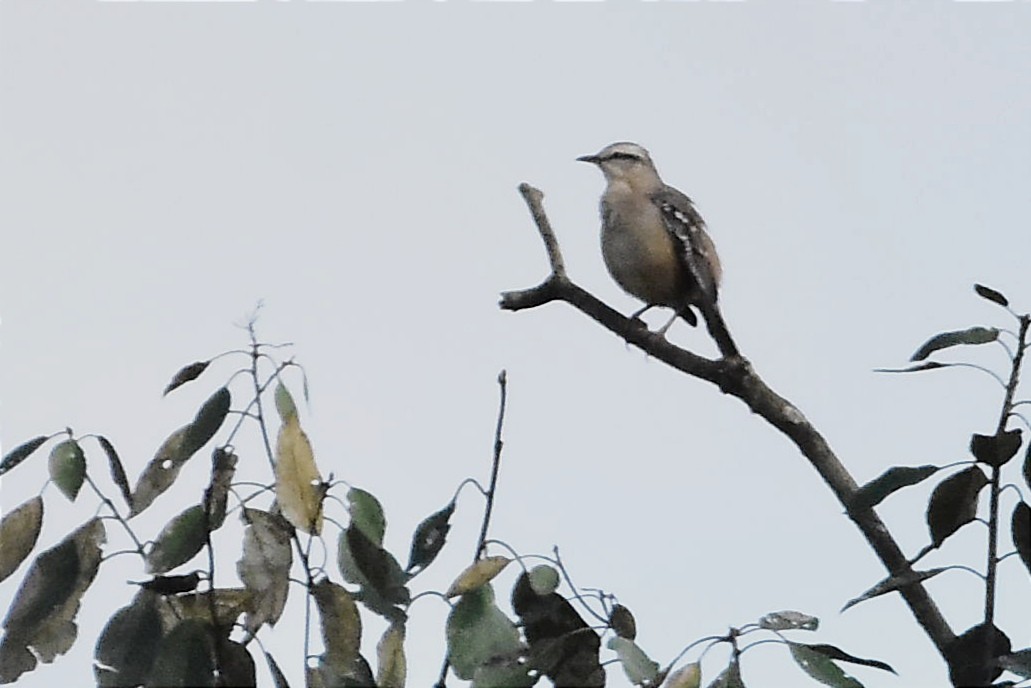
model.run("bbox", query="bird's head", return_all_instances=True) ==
[577,142,661,189]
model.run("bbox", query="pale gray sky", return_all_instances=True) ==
[2,2,1030,687]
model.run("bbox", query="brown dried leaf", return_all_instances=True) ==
[237,509,293,634]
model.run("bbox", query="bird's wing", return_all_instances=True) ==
[650,185,721,304]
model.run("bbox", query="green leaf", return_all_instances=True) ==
[406,501,455,574]
[348,487,386,545]
[1012,502,1031,579]
[97,436,133,510]
[527,564,560,596]
[48,439,86,502]
[343,526,410,616]
[162,360,211,396]
[0,435,48,477]
[131,389,231,517]
[1022,440,1031,492]
[0,519,106,683]
[94,592,164,687]
[851,465,939,510]
[607,636,659,685]
[705,660,744,688]
[974,283,1009,308]
[274,382,297,422]
[237,508,293,634]
[909,326,999,361]
[145,504,208,574]
[789,643,864,688]
[0,496,44,583]
[799,644,896,674]
[927,466,989,547]
[217,639,257,688]
[134,572,202,595]
[970,430,1023,468]
[841,567,949,612]
[946,623,1010,687]
[446,584,523,680]
[146,618,216,688]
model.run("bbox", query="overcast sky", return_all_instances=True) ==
[2,2,1030,687]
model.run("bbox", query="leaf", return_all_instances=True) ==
[275,382,298,422]
[145,505,209,574]
[0,518,105,684]
[406,501,455,574]
[472,654,535,688]
[311,579,362,676]
[0,496,43,583]
[97,436,133,510]
[1013,502,1031,579]
[147,618,216,688]
[342,526,410,616]
[609,604,637,640]
[0,435,48,477]
[265,652,292,688]
[217,638,257,688]
[665,663,701,688]
[607,636,659,685]
[758,610,818,631]
[163,360,211,396]
[348,487,386,545]
[203,447,237,531]
[1024,440,1031,491]
[927,466,989,547]
[946,623,1010,687]
[446,584,523,680]
[166,588,251,628]
[705,661,743,688]
[237,508,293,634]
[996,649,1031,678]
[528,564,560,596]
[274,414,324,534]
[788,643,863,688]
[511,571,603,687]
[970,430,1023,468]
[850,465,940,510]
[841,567,949,612]
[184,386,232,453]
[94,591,164,687]
[446,556,512,598]
[375,622,406,688]
[48,439,86,502]
[134,572,202,595]
[131,388,232,517]
[974,283,1009,307]
[799,644,895,674]
[909,326,999,361]
[874,361,953,374]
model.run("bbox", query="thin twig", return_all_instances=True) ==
[435,370,510,688]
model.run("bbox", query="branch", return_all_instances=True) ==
[500,183,956,657]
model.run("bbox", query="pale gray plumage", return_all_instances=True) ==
[578,142,721,332]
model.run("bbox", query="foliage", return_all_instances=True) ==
[1,282,1029,687]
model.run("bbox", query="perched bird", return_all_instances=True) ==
[578,142,722,333]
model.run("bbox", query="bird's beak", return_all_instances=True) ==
[576,154,600,164]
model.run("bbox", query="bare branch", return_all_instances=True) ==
[501,183,956,658]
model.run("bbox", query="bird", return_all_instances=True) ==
[577,142,722,334]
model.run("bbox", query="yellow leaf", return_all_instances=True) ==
[664,662,701,688]
[274,415,324,535]
[445,556,511,598]
[0,496,43,583]
[376,623,406,688]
